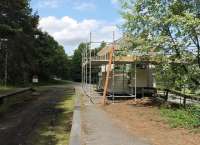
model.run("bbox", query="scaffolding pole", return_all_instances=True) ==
[83,48,85,89]
[89,32,92,98]
[84,46,86,90]
[112,31,115,104]
[82,47,85,89]
[134,62,137,101]
[81,32,117,105]
[82,51,83,88]
[85,45,87,90]
[131,61,137,101]
[83,47,85,89]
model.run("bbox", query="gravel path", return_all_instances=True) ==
[78,85,151,145]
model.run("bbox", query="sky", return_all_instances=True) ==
[30,0,123,55]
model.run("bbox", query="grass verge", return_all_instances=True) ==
[160,105,200,131]
[28,91,75,145]
[36,79,70,86]
[0,86,16,94]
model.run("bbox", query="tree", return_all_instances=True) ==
[71,43,87,82]
[0,0,39,85]
[119,0,200,92]
[33,31,70,81]
[0,0,71,85]
[70,42,105,82]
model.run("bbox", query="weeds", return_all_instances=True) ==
[0,86,15,94]
[160,105,200,130]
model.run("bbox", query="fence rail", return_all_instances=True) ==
[157,88,200,107]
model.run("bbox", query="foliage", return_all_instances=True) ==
[0,86,16,94]
[160,105,200,129]
[33,31,71,81]
[71,42,105,82]
[35,80,70,87]
[119,0,200,92]
[71,43,87,82]
[0,0,70,85]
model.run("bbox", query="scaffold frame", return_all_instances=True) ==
[82,32,138,105]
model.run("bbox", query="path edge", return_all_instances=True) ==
[69,90,81,145]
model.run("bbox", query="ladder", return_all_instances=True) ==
[102,46,114,105]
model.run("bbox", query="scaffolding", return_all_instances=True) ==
[82,32,138,105]
[82,33,198,106]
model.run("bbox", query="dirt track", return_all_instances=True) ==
[104,100,200,145]
[0,85,74,145]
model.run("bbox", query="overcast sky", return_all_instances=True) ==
[31,0,123,55]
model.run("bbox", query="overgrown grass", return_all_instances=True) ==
[0,80,70,93]
[160,105,200,131]
[0,86,16,94]
[36,79,70,86]
[28,92,75,145]
[0,80,72,115]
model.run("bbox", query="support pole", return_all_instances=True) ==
[134,62,137,101]
[123,64,125,91]
[112,31,115,103]
[86,43,88,93]
[89,32,92,98]
[131,64,134,98]
[82,51,83,88]
[83,45,87,91]
[85,46,87,90]
[83,48,85,89]
[83,47,85,89]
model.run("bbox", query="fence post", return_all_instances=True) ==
[165,89,169,101]
[183,97,186,108]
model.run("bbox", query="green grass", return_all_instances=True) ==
[0,80,70,93]
[160,105,200,130]
[0,86,16,94]
[36,79,71,86]
[0,80,72,115]
[29,92,75,145]
[0,80,70,92]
